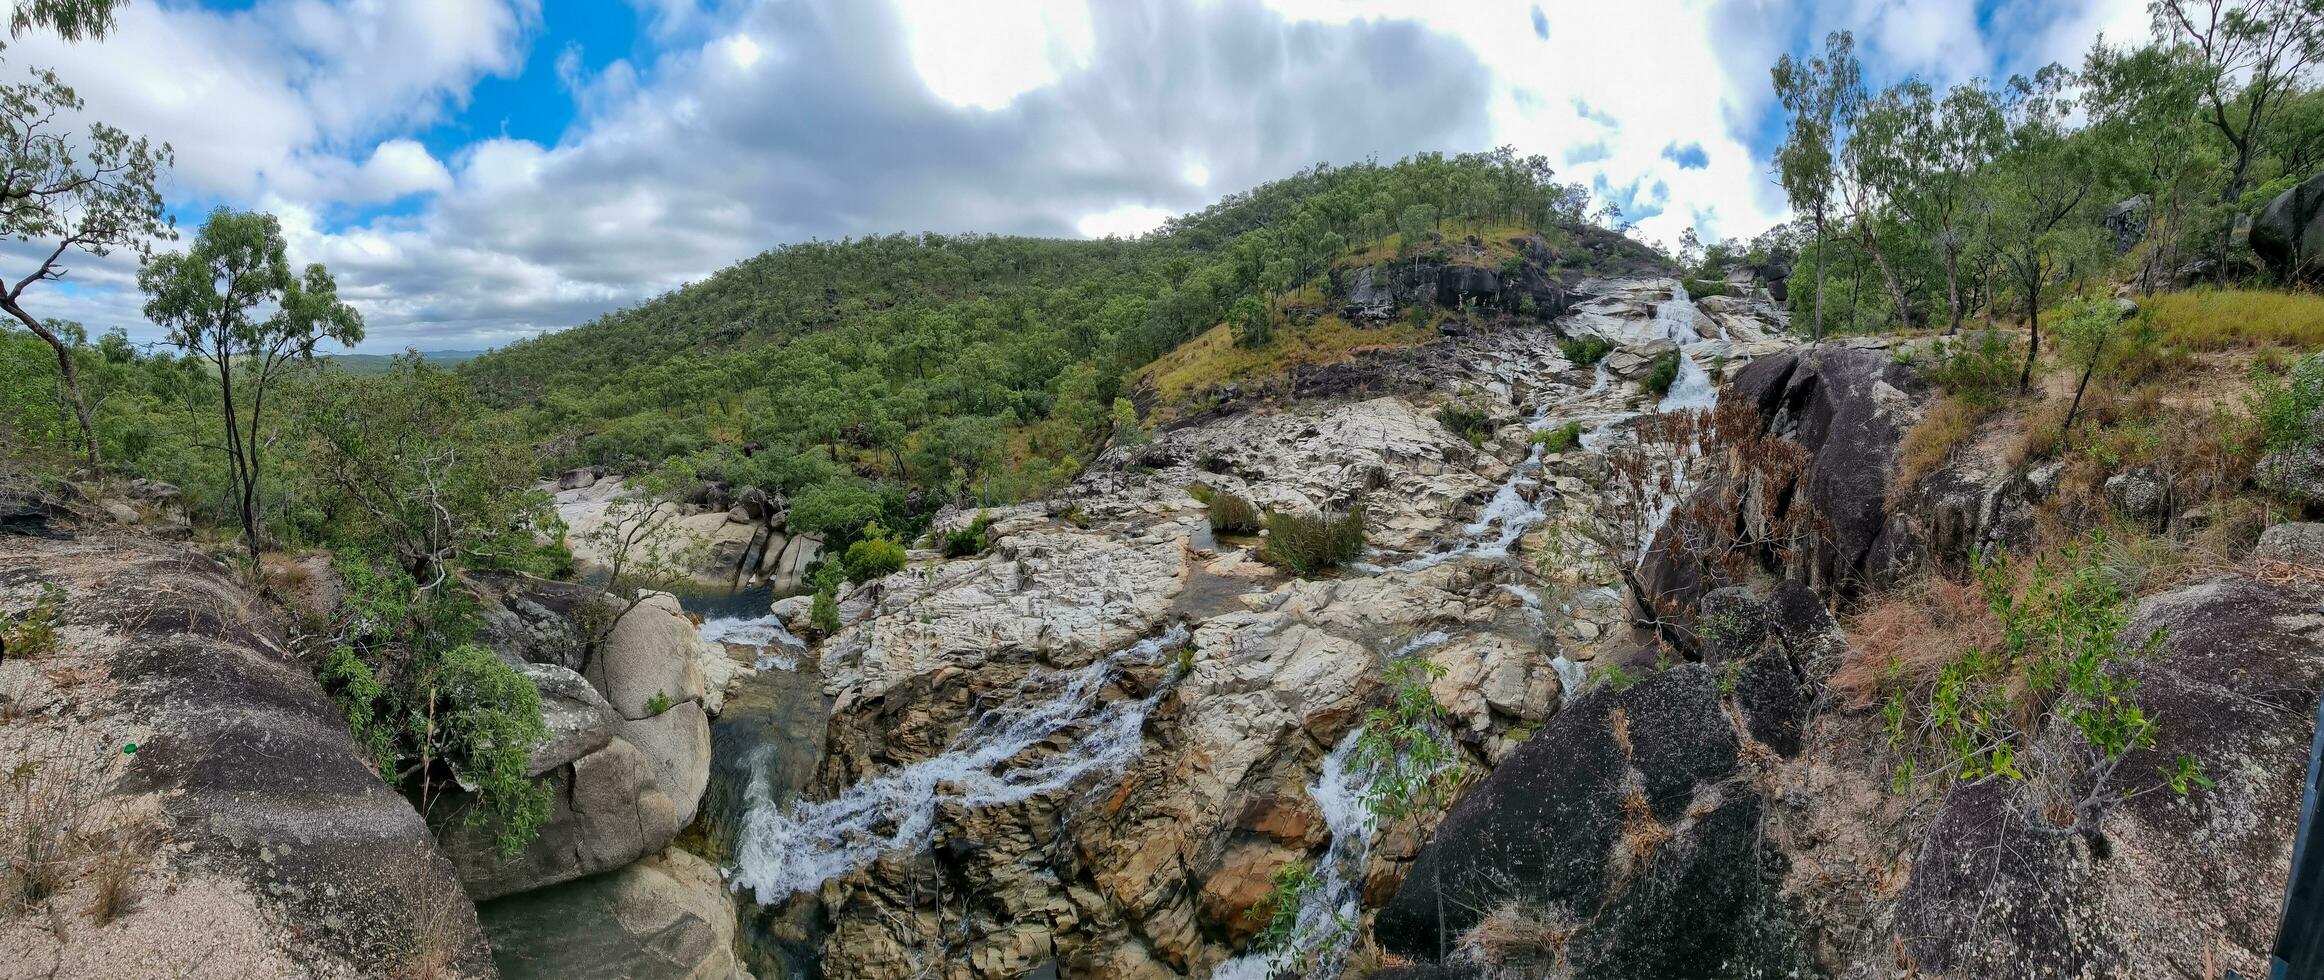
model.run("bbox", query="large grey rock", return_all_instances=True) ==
[2256,522,2324,566]
[0,536,496,976]
[479,847,750,980]
[2105,468,2173,529]
[620,701,712,827]
[590,591,708,720]
[2252,170,2324,280]
[444,737,684,901]
[522,662,618,777]
[1898,576,2324,977]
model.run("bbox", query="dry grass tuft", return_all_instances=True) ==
[1833,576,2003,710]
[1456,901,1577,978]
[1618,785,1671,863]
[82,811,158,927]
[1894,396,1989,500]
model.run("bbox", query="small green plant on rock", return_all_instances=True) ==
[941,512,995,558]
[1206,492,1264,535]
[0,583,64,659]
[1879,533,2201,835]
[1559,335,1614,368]
[646,690,672,715]
[842,521,907,584]
[1435,403,1496,445]
[1643,350,1682,397]
[1530,421,1584,454]
[1354,652,1465,823]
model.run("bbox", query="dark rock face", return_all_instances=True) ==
[1898,576,2324,977]
[1376,666,1808,975]
[1724,348,1926,597]
[2252,170,2324,281]
[2103,195,2150,253]
[0,482,70,536]
[1344,265,1395,319]
[1436,264,1500,307]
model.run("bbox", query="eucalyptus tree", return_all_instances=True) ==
[2080,38,2212,286]
[140,208,364,561]
[0,1,170,471]
[1858,79,2008,333]
[1986,67,2103,392]
[2151,0,2324,260]
[1773,30,1865,341]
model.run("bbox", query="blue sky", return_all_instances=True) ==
[2,0,2151,350]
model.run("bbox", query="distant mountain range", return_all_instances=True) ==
[323,350,487,375]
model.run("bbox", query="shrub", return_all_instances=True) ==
[1559,335,1614,367]
[432,643,552,856]
[1260,506,1366,576]
[1250,860,1326,953]
[1682,278,1729,301]
[645,690,672,715]
[842,521,907,584]
[1923,330,2020,407]
[0,582,63,659]
[316,556,550,856]
[1353,648,1464,821]
[941,513,995,558]
[1530,420,1584,453]
[1434,403,1496,444]
[1876,535,2204,828]
[1207,492,1264,535]
[1643,350,1681,396]
[810,588,841,635]
[2252,353,2324,457]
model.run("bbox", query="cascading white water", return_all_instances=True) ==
[701,612,809,671]
[1655,284,1718,413]
[1213,632,1449,980]
[729,625,1189,903]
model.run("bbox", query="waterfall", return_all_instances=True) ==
[1655,284,1718,413]
[729,625,1189,903]
[1212,632,1448,980]
[701,612,808,671]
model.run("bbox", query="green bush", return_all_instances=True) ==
[1683,278,1730,301]
[1434,403,1496,444]
[1530,421,1584,453]
[1260,506,1366,576]
[315,555,550,856]
[941,513,995,558]
[433,643,552,856]
[1559,335,1614,367]
[1643,350,1682,396]
[2252,353,2323,457]
[1879,535,2204,820]
[1206,491,1264,534]
[842,521,908,584]
[1924,331,2021,408]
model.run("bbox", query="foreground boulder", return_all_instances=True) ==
[0,535,496,978]
[1898,576,2324,978]
[1376,665,1810,978]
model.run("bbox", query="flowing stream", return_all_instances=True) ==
[729,625,1190,903]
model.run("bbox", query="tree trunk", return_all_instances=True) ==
[2,299,100,473]
[1811,204,1830,343]
[1860,220,1914,330]
[1943,249,1965,335]
[2018,277,2042,393]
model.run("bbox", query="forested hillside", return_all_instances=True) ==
[457,149,1605,538]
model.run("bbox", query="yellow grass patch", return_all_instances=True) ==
[1137,312,1434,416]
[2144,288,2324,351]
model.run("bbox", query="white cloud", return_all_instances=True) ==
[894,0,1097,109]
[0,0,2170,349]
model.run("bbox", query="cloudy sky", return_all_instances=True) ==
[3,0,2152,351]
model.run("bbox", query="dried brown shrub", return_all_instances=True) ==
[1832,576,2003,709]
[1894,396,1989,501]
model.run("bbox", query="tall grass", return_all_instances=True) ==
[2145,288,2324,351]
[1260,506,1365,576]
[1893,395,1988,499]
[1207,492,1263,534]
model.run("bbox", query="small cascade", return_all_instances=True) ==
[1214,632,1448,980]
[1655,284,1718,413]
[701,612,809,670]
[730,625,1190,903]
